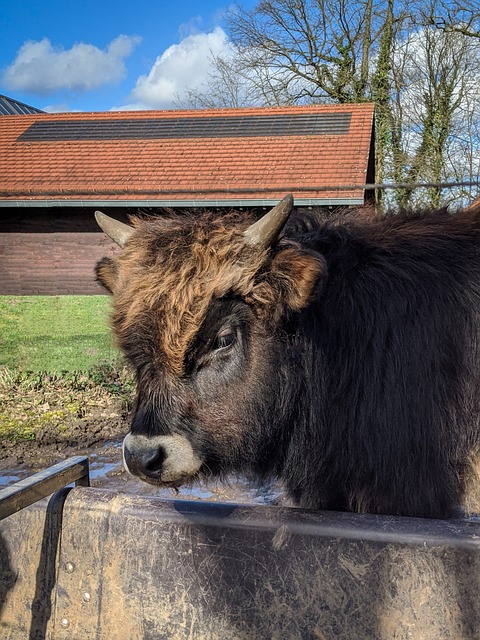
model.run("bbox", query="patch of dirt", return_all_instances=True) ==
[0,365,133,468]
[1,415,128,467]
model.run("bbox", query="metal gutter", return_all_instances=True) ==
[0,197,364,208]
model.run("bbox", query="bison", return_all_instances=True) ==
[95,195,480,518]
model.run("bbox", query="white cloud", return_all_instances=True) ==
[2,35,141,95]
[42,103,75,113]
[119,27,233,110]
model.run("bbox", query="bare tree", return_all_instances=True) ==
[181,0,480,208]
[181,49,301,109]
[421,0,480,38]
[226,0,391,104]
[392,17,480,206]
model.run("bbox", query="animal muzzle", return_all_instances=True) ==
[122,433,203,486]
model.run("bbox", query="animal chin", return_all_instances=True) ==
[137,474,193,489]
[158,468,200,487]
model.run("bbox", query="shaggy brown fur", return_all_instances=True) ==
[96,211,323,376]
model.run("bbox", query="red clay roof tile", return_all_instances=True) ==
[0,104,374,207]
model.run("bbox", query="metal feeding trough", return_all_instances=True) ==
[1,457,480,639]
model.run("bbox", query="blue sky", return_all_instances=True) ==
[0,0,256,112]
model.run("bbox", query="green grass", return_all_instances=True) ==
[0,296,119,371]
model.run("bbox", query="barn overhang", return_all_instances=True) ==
[0,196,365,208]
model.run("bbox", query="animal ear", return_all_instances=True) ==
[95,257,118,294]
[250,247,326,316]
[268,247,326,311]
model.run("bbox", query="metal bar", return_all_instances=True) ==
[0,197,364,208]
[0,455,90,521]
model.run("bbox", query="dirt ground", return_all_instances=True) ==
[1,413,128,467]
[0,367,132,470]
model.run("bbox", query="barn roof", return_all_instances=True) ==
[0,103,375,208]
[0,94,45,116]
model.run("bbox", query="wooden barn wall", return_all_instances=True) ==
[0,209,129,295]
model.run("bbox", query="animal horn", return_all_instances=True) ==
[243,194,294,248]
[95,211,133,248]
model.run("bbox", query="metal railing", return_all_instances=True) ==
[0,455,90,521]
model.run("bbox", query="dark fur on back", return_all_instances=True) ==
[97,205,480,518]
[271,207,480,516]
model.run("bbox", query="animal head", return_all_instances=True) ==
[95,196,326,487]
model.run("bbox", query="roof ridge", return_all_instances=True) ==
[2,102,375,121]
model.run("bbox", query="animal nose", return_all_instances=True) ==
[122,432,203,485]
[123,440,165,479]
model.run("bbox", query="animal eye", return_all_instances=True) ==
[213,329,236,352]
